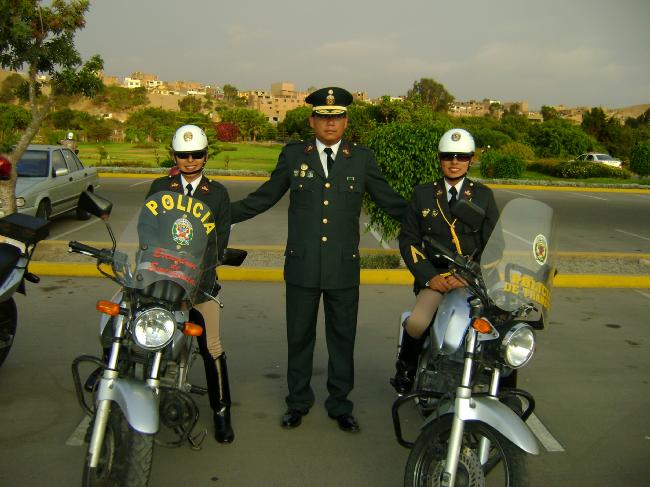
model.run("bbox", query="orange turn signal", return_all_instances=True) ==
[472,317,493,334]
[96,300,120,316]
[182,322,203,337]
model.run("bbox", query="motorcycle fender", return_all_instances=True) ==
[423,396,540,455]
[97,377,159,434]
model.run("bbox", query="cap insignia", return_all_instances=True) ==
[326,89,335,106]
[183,131,193,142]
[451,132,461,142]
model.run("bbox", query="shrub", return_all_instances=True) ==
[159,159,174,168]
[630,141,650,176]
[527,160,559,176]
[554,161,631,179]
[360,253,401,269]
[479,152,526,179]
[498,141,536,161]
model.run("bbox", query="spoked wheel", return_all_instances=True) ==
[82,403,154,487]
[0,299,17,368]
[405,415,528,487]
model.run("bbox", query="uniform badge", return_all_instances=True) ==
[300,163,308,171]
[293,169,299,177]
[421,208,430,217]
[300,170,305,177]
[326,89,335,105]
[436,189,443,196]
[342,146,351,157]
[172,218,194,246]
[200,184,210,193]
[306,170,314,178]
[464,189,472,197]
[432,209,439,217]
[304,144,315,154]
[170,181,180,190]
[347,176,355,182]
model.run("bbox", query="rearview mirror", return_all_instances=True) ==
[451,199,485,232]
[78,191,113,219]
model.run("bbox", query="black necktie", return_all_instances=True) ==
[186,183,193,196]
[449,186,458,207]
[324,147,334,173]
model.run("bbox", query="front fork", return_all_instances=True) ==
[87,314,162,468]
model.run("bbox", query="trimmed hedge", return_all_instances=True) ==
[630,141,650,176]
[479,152,526,179]
[554,161,631,179]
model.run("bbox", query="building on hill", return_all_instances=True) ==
[245,82,309,123]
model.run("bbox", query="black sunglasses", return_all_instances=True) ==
[175,150,207,160]
[440,153,472,163]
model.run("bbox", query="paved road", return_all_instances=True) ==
[0,278,649,486]
[41,176,650,256]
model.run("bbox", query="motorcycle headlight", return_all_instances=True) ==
[132,307,176,350]
[501,323,536,368]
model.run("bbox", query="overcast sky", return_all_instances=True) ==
[75,0,650,110]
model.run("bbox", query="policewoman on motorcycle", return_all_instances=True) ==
[391,128,499,393]
[144,124,234,443]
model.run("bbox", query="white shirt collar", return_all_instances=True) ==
[315,138,342,157]
[444,178,465,201]
[180,174,201,194]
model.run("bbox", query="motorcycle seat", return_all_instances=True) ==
[0,243,21,282]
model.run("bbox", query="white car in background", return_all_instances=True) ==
[574,152,623,168]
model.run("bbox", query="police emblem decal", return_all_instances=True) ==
[451,132,461,142]
[183,131,193,142]
[533,234,548,265]
[172,218,194,246]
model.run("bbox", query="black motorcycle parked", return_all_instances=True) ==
[0,208,50,368]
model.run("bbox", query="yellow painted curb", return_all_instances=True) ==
[28,262,650,288]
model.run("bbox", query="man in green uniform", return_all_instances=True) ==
[231,87,406,433]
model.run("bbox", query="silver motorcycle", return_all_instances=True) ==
[0,212,49,368]
[70,190,245,486]
[392,197,555,487]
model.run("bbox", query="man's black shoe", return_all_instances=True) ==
[328,413,360,433]
[281,409,307,429]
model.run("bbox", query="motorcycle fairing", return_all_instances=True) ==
[96,377,159,434]
[422,396,540,455]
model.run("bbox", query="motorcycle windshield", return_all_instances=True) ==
[480,198,556,319]
[112,191,217,305]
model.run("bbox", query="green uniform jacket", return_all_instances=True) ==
[399,178,498,290]
[145,174,231,291]
[231,139,407,289]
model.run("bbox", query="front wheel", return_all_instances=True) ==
[82,403,154,487]
[405,415,528,487]
[0,299,18,368]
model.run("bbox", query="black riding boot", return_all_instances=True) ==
[391,326,425,394]
[203,353,234,443]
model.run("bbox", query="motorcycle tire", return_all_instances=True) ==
[82,402,154,487]
[0,299,17,368]
[404,415,528,487]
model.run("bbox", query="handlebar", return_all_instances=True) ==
[68,241,113,265]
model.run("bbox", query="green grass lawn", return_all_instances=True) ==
[78,142,282,172]
[78,142,649,186]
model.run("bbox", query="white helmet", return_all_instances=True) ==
[438,128,475,154]
[67,132,74,140]
[172,125,208,152]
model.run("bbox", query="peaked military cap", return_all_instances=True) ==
[305,87,353,116]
